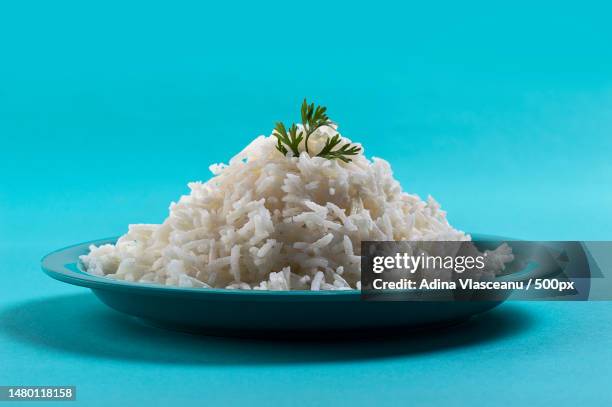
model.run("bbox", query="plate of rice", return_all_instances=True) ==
[42,100,514,335]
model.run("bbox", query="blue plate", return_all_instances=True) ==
[41,235,513,336]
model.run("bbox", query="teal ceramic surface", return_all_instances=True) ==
[41,236,514,335]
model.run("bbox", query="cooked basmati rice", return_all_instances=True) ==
[80,125,478,290]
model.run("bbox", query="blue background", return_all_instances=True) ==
[1,1,611,406]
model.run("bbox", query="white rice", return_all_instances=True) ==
[80,125,471,290]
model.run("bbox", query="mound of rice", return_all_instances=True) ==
[80,125,472,290]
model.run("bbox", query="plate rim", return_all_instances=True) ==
[41,237,360,298]
[41,233,518,298]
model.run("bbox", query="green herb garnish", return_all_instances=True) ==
[300,100,333,154]
[316,133,362,163]
[273,99,361,162]
[273,122,302,156]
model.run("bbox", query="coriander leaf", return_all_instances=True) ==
[274,99,361,162]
